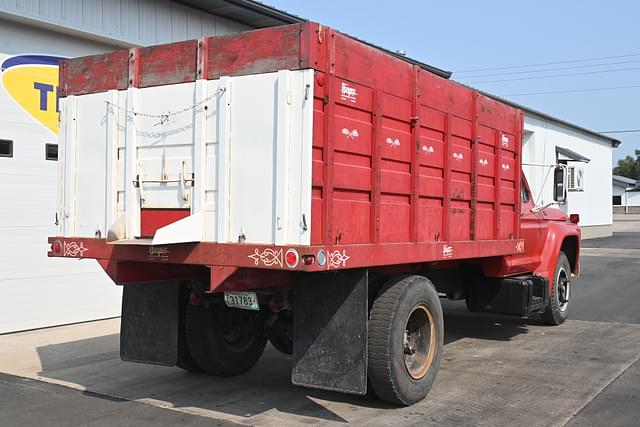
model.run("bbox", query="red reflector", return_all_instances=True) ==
[51,240,62,254]
[569,214,580,224]
[285,249,299,268]
[302,255,315,265]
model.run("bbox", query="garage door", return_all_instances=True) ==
[0,54,121,334]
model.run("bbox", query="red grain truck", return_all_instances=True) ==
[48,23,580,405]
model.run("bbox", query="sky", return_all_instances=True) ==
[267,0,639,166]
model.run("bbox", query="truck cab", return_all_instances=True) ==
[476,171,581,325]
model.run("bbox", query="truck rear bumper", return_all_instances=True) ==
[48,236,525,274]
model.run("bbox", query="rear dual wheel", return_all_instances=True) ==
[176,284,201,372]
[184,303,267,376]
[368,275,444,406]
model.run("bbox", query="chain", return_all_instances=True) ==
[105,86,226,125]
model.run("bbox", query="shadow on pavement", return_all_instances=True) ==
[442,300,539,345]
[34,303,537,424]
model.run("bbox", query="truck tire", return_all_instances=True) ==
[185,303,267,376]
[176,287,201,372]
[176,339,201,372]
[368,275,444,406]
[542,252,571,325]
[265,311,293,355]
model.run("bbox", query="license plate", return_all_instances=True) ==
[224,291,260,311]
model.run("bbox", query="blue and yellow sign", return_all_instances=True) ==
[1,54,65,135]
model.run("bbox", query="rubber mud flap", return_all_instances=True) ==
[120,281,180,366]
[292,269,368,395]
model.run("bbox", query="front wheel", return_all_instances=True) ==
[185,303,267,376]
[368,275,444,406]
[542,252,571,325]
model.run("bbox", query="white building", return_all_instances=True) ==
[613,175,640,213]
[479,95,621,239]
[519,109,620,239]
[0,0,298,333]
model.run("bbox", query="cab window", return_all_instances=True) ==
[521,183,530,204]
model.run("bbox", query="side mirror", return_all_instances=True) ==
[553,166,567,204]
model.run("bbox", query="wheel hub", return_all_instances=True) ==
[221,307,254,347]
[403,303,436,380]
[556,268,570,311]
[404,332,417,355]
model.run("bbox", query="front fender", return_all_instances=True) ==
[482,221,580,281]
[534,222,581,283]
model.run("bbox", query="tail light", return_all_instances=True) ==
[569,214,580,224]
[285,249,299,268]
[51,240,62,254]
[302,255,315,265]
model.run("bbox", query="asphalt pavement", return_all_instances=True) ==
[564,223,640,427]
[573,235,640,324]
[1,219,639,426]
[0,373,239,427]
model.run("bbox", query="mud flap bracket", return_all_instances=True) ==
[292,269,368,395]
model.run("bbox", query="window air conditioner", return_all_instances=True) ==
[567,166,584,191]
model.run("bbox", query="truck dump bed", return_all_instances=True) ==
[52,22,524,277]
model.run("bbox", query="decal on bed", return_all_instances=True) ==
[386,137,401,148]
[328,250,350,269]
[248,248,284,267]
[342,127,360,140]
[422,145,434,154]
[148,246,170,261]
[340,81,358,103]
[442,245,454,258]
[63,241,88,257]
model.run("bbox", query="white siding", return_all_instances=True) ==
[613,182,627,197]
[614,186,640,207]
[522,113,613,228]
[627,191,640,206]
[612,181,640,207]
[0,0,250,332]
[0,0,250,47]
[0,18,123,333]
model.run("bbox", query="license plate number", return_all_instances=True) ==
[224,291,259,311]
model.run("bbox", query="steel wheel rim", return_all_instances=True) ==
[221,307,253,350]
[403,303,436,380]
[556,267,570,312]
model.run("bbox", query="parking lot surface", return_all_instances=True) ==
[1,220,639,426]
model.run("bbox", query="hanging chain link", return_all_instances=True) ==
[104,86,226,125]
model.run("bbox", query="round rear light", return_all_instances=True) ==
[285,249,299,268]
[317,250,327,267]
[302,255,315,265]
[51,240,62,254]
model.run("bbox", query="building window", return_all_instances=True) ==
[613,195,622,206]
[0,139,13,157]
[45,143,58,161]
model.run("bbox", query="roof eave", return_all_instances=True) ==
[217,0,305,26]
[470,88,622,148]
[176,0,305,28]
